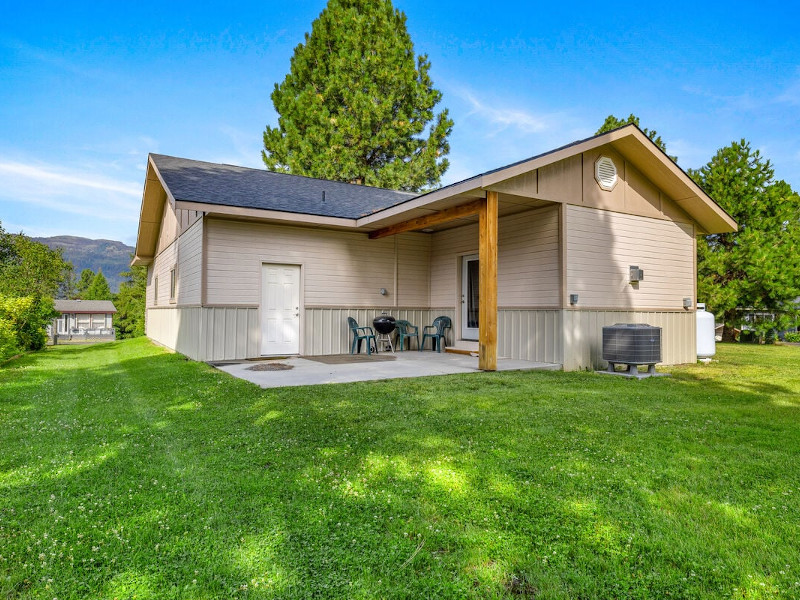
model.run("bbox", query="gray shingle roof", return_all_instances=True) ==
[54,300,117,314]
[150,154,418,219]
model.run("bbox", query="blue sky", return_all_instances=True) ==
[2,0,799,245]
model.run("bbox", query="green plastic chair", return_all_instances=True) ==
[347,317,377,355]
[420,316,451,352]
[394,319,419,351]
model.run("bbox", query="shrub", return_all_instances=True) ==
[0,317,18,360]
[784,332,800,343]
[0,294,57,357]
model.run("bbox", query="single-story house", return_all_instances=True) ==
[50,299,117,341]
[131,124,736,371]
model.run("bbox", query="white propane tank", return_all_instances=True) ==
[696,303,716,359]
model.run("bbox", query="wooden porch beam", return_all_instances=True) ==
[479,191,498,371]
[368,198,484,240]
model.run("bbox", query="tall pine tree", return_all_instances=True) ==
[74,268,95,299]
[596,114,677,162]
[263,0,453,192]
[114,262,146,339]
[691,140,800,340]
[84,270,112,301]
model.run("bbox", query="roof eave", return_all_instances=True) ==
[606,127,738,234]
[174,200,359,228]
[359,124,738,235]
[132,156,173,264]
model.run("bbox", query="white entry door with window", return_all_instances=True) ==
[461,254,479,340]
[261,264,300,355]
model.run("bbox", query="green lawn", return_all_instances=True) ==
[1,340,799,599]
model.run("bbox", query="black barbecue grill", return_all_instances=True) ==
[372,315,396,334]
[373,315,396,352]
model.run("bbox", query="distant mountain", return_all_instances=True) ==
[34,236,135,293]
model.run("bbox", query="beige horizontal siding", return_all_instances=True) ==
[430,206,561,313]
[566,205,694,309]
[147,240,176,308]
[396,235,431,306]
[498,207,560,306]
[429,223,476,307]
[147,217,203,309]
[562,309,696,371]
[177,219,202,305]
[155,200,179,255]
[205,219,430,307]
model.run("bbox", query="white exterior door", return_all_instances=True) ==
[461,254,479,340]
[261,264,300,355]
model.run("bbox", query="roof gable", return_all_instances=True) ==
[356,125,736,234]
[132,125,736,266]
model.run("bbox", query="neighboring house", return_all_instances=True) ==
[131,125,736,371]
[50,299,117,342]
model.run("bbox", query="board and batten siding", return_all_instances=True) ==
[146,306,258,362]
[430,205,561,310]
[497,309,562,364]
[494,308,693,369]
[146,306,444,360]
[204,218,431,307]
[304,307,455,355]
[565,205,695,309]
[562,309,695,371]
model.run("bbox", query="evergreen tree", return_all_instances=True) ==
[596,114,677,162]
[74,268,95,298]
[691,140,800,340]
[0,222,15,265]
[263,0,453,192]
[113,263,146,339]
[84,270,112,301]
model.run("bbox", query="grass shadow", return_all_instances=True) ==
[1,339,799,598]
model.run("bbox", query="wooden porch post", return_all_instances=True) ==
[479,191,498,371]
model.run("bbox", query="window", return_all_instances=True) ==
[76,315,90,331]
[170,267,177,302]
[154,276,158,306]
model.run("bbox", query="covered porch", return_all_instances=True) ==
[366,187,559,372]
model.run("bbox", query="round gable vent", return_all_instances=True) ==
[595,156,618,191]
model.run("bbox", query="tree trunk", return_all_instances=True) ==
[721,311,738,342]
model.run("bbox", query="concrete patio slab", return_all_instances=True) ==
[212,351,561,388]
